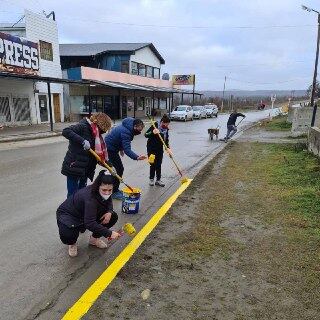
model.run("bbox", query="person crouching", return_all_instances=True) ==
[56,170,122,257]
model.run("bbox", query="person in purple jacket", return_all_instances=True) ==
[56,170,122,257]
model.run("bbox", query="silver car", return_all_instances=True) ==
[193,106,207,119]
[204,104,219,118]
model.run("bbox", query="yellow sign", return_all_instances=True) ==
[172,74,195,85]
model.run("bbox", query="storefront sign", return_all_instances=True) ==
[172,74,195,85]
[39,40,53,61]
[0,32,39,75]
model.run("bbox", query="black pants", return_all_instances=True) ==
[148,150,163,180]
[57,212,118,245]
[108,151,124,193]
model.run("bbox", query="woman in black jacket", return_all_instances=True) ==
[56,170,122,257]
[145,114,172,187]
[61,112,112,197]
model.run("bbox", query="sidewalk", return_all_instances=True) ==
[0,118,151,143]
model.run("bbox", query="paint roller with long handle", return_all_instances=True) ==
[89,149,134,192]
[147,114,188,184]
[236,117,245,127]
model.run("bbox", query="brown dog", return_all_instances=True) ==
[208,126,220,140]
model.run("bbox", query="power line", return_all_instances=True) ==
[0,10,316,29]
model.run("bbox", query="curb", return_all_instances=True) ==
[0,132,62,143]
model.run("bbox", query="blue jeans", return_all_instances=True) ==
[67,176,87,198]
[226,125,237,139]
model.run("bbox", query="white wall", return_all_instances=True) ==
[130,46,161,68]
[0,79,37,124]
[25,10,64,122]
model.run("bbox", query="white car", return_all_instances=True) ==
[170,105,194,121]
[193,106,207,119]
[205,104,219,118]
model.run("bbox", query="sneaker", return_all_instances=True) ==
[155,180,165,187]
[112,190,123,200]
[89,236,108,249]
[149,179,155,186]
[68,244,78,257]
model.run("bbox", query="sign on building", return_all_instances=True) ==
[0,32,39,75]
[39,40,53,61]
[172,74,195,85]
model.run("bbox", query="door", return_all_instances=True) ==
[53,94,61,122]
[38,95,49,122]
[145,97,151,116]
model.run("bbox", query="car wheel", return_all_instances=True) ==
[215,113,218,118]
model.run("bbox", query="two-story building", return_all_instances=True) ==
[0,10,67,126]
[60,43,197,120]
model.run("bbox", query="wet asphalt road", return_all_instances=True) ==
[0,109,276,319]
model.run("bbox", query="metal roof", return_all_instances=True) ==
[59,43,165,64]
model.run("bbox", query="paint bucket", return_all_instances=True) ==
[122,187,141,214]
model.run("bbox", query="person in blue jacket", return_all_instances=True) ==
[105,118,147,199]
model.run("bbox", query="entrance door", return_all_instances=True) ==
[53,94,61,122]
[145,97,151,116]
[38,95,49,122]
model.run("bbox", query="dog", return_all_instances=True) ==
[208,126,220,140]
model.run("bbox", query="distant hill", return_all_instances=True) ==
[201,90,307,98]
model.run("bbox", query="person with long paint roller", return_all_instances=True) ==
[224,109,246,142]
[61,112,112,197]
[145,114,172,187]
[105,118,147,200]
[56,170,122,257]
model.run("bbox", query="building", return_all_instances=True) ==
[0,10,64,125]
[60,43,199,120]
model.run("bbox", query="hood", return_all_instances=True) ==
[122,117,135,132]
[193,110,201,114]
[172,110,187,114]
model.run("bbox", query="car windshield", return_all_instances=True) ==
[205,106,213,109]
[193,106,201,111]
[175,106,187,111]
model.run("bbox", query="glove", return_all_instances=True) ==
[82,140,90,150]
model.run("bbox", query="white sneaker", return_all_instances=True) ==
[68,244,78,257]
[149,179,155,186]
[89,236,108,249]
[155,180,165,187]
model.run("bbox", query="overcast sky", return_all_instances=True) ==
[1,0,319,91]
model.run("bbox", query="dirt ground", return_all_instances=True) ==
[86,128,320,320]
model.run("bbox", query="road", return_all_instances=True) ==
[0,109,275,320]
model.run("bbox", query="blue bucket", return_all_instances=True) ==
[121,188,141,214]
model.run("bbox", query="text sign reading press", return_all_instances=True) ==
[0,32,39,75]
[172,74,195,85]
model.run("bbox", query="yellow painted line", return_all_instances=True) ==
[62,179,192,320]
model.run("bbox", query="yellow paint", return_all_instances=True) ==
[62,179,192,320]
[181,177,189,184]
[122,223,136,236]
[148,154,155,164]
[122,187,141,194]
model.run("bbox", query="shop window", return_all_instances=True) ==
[0,96,11,122]
[146,66,153,78]
[153,68,160,79]
[121,61,129,73]
[131,62,138,75]
[138,64,146,77]
[12,97,31,122]
[39,40,53,61]
[137,97,145,111]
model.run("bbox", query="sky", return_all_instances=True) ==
[0,0,319,91]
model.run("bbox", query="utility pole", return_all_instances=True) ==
[221,76,226,112]
[302,5,320,126]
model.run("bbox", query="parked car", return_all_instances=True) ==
[193,106,207,119]
[170,105,194,121]
[204,104,219,118]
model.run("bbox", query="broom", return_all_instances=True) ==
[147,114,189,184]
[89,148,134,192]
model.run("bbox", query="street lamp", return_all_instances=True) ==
[302,4,320,126]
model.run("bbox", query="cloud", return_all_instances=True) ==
[0,0,319,90]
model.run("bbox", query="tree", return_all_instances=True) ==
[307,81,320,99]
